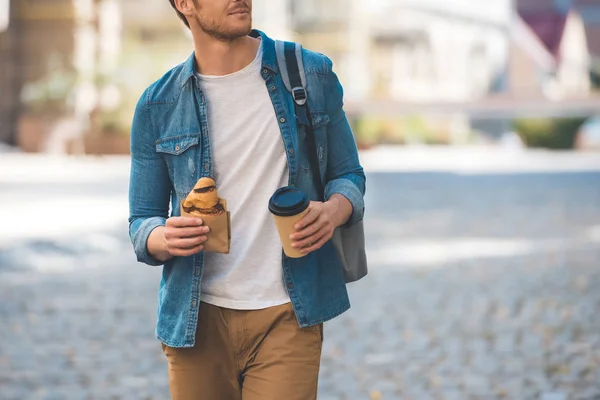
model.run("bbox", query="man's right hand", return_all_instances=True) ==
[148,217,210,262]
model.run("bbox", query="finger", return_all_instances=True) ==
[165,226,210,239]
[167,217,204,228]
[294,206,321,231]
[168,236,208,250]
[291,219,324,243]
[301,234,331,254]
[292,228,326,249]
[170,244,205,257]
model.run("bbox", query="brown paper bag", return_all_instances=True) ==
[180,199,231,254]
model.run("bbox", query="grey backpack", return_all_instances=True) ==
[275,40,368,283]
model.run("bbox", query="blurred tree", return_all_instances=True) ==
[513,117,587,149]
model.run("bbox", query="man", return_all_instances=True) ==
[128,0,365,398]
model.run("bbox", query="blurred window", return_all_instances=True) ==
[0,0,8,32]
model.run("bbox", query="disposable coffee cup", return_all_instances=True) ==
[269,186,310,258]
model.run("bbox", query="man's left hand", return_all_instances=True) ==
[289,195,352,255]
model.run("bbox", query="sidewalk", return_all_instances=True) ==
[359,145,600,173]
[1,148,600,399]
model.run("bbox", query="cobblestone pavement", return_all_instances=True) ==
[1,157,600,399]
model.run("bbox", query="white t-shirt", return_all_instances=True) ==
[197,40,291,309]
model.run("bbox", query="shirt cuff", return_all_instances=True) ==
[132,216,167,266]
[324,178,365,227]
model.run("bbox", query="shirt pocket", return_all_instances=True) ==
[155,133,201,197]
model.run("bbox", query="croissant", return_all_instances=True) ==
[182,177,226,215]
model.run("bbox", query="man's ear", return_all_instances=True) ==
[173,0,196,18]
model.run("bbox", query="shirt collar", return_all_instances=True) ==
[180,29,278,87]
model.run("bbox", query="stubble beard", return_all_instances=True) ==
[193,14,252,42]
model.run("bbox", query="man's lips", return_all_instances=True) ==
[229,8,250,15]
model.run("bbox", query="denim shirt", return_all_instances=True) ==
[128,30,366,348]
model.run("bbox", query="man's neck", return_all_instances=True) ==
[192,32,260,76]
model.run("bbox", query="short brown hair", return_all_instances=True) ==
[168,0,193,29]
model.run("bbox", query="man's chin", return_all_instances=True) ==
[226,25,253,40]
[235,21,252,36]
[204,22,252,42]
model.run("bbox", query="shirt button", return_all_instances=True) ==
[263,69,268,74]
[204,163,209,171]
[192,300,197,308]
[288,148,294,155]
[280,117,286,123]
[175,145,180,151]
[287,283,293,289]
[271,86,276,91]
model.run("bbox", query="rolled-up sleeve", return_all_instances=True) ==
[323,57,366,226]
[128,88,171,266]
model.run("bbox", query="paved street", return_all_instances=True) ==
[1,149,600,399]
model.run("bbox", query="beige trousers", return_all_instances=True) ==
[162,301,324,400]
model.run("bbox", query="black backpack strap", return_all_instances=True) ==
[275,40,324,198]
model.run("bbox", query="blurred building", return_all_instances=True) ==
[291,0,600,105]
[288,0,511,104]
[0,0,295,149]
[253,0,293,41]
[0,0,121,152]
[0,0,18,145]
[2,0,599,149]
[0,0,7,33]
[573,0,600,87]
[0,0,77,147]
[509,0,595,99]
